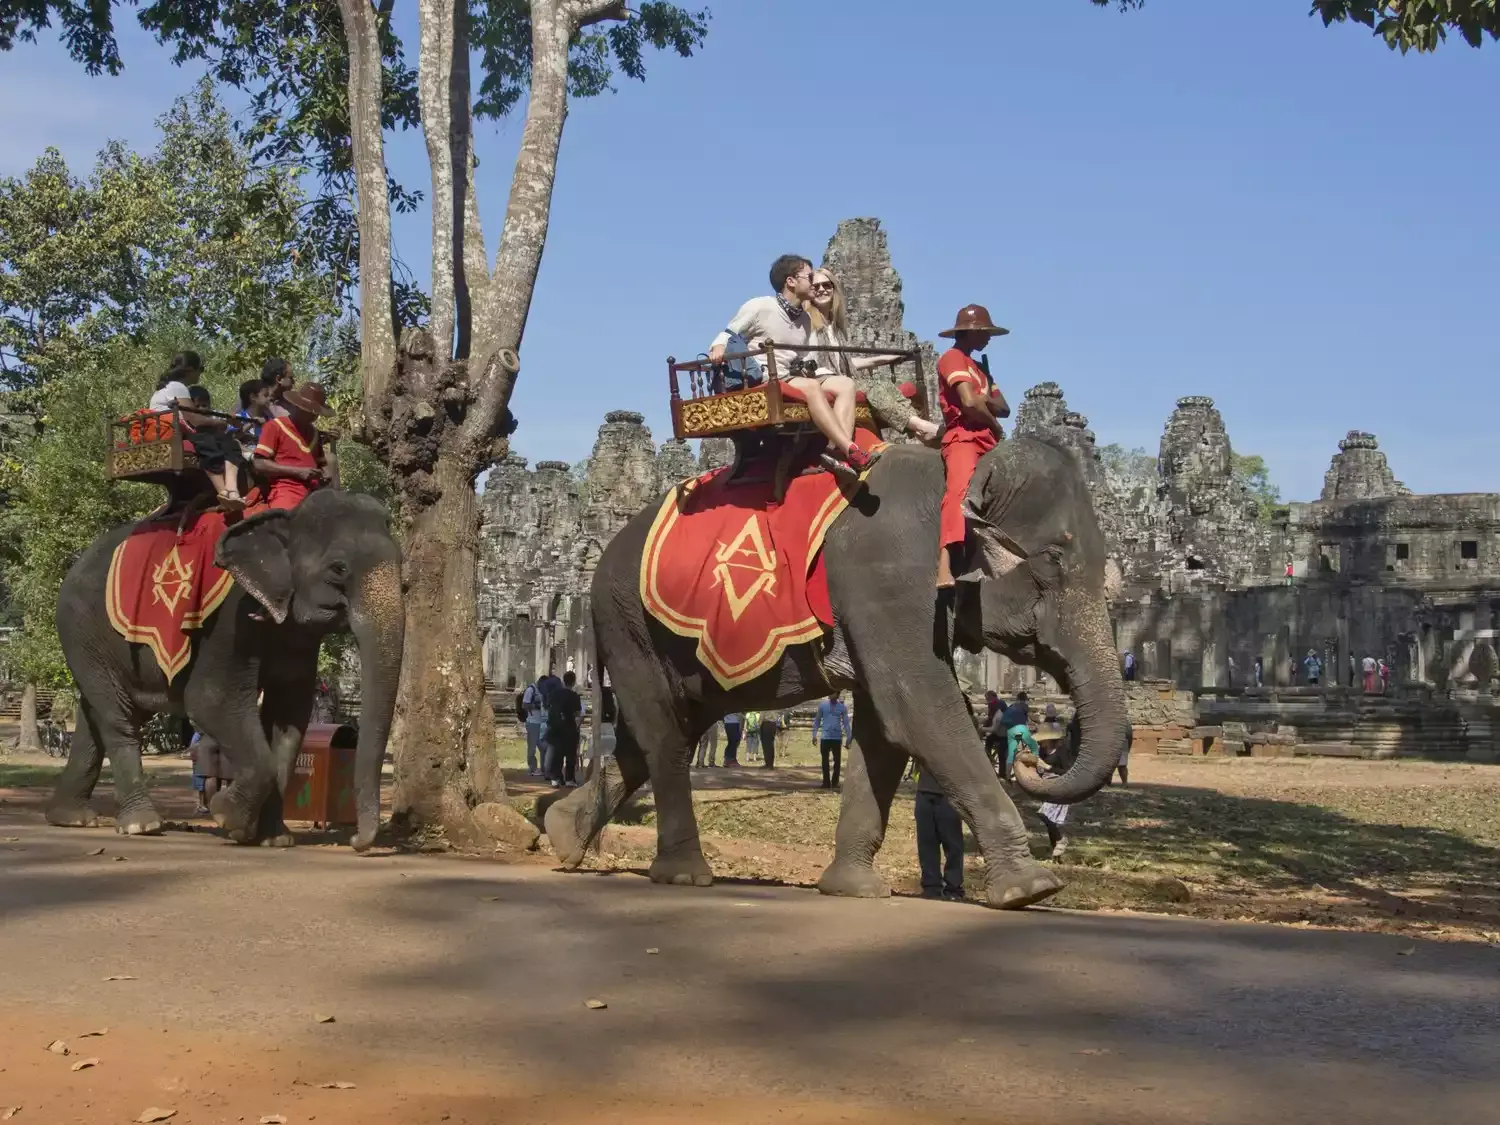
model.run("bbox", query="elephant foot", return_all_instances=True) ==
[816,859,891,899]
[45,800,98,828]
[543,788,595,870]
[648,851,714,888]
[984,859,1065,910]
[115,802,165,837]
[257,826,296,848]
[209,787,259,844]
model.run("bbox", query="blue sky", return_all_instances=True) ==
[3,1,1495,501]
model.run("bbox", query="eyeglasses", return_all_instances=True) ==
[811,282,835,293]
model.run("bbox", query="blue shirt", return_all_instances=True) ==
[1000,701,1029,729]
[813,699,850,743]
[723,712,742,727]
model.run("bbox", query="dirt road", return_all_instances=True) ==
[1,805,1497,1125]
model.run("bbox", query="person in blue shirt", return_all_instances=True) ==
[999,690,1040,780]
[721,712,744,766]
[1302,649,1322,686]
[812,692,852,789]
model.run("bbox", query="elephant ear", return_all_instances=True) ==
[216,509,294,624]
[962,453,1027,581]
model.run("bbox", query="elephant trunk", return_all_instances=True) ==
[1011,590,1128,804]
[347,561,404,852]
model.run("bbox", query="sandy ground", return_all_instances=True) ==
[3,777,1500,1125]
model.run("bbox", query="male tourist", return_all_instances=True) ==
[262,356,296,418]
[1362,653,1378,693]
[1254,655,1264,687]
[253,382,337,510]
[235,378,273,459]
[1122,650,1137,681]
[934,305,1010,587]
[812,692,851,789]
[721,712,744,767]
[913,761,964,900]
[707,254,877,471]
[544,670,583,788]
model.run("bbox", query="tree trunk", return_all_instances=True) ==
[17,683,42,753]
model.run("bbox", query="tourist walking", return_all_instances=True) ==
[913,763,964,900]
[744,710,762,762]
[543,671,583,788]
[695,720,721,768]
[1122,650,1137,681]
[1379,658,1392,693]
[722,712,744,766]
[1253,655,1264,687]
[982,690,1006,770]
[758,710,782,768]
[1362,654,1378,693]
[813,692,851,789]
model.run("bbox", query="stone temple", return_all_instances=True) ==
[480,219,1500,758]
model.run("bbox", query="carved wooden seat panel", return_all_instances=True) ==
[106,408,202,485]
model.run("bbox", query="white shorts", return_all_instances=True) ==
[1039,802,1069,826]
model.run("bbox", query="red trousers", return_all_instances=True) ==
[940,437,992,548]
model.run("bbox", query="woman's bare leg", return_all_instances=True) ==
[787,376,852,449]
[824,375,857,441]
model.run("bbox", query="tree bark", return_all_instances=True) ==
[336,0,398,431]
[17,683,42,753]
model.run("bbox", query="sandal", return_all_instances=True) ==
[843,443,881,472]
[217,491,246,514]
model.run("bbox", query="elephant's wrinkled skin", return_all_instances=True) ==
[546,436,1128,908]
[46,490,404,849]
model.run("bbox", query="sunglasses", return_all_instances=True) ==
[811,282,835,293]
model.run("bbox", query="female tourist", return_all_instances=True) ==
[806,268,941,444]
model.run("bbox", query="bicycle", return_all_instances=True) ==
[37,720,72,759]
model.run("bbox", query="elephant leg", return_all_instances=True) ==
[648,742,713,887]
[99,706,163,837]
[254,669,317,848]
[546,714,650,869]
[45,698,107,828]
[194,701,278,846]
[818,689,906,899]
[857,661,1061,910]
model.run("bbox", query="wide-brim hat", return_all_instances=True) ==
[938,304,1010,339]
[284,382,334,417]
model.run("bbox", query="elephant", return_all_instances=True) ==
[45,489,404,850]
[544,435,1129,908]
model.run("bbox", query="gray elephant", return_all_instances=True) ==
[45,490,403,850]
[545,436,1128,908]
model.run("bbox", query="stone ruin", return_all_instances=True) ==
[477,217,1500,760]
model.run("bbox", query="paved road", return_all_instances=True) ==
[1,809,1496,1124]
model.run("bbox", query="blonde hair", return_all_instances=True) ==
[806,268,849,336]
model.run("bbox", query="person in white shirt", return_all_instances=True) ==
[708,254,877,472]
[807,268,941,445]
[148,350,248,512]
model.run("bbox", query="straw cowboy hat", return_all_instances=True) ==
[937,304,1010,339]
[283,382,335,417]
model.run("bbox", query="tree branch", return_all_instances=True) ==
[336,0,397,435]
[416,0,459,365]
[572,1,631,28]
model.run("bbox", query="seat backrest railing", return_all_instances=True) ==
[667,344,919,405]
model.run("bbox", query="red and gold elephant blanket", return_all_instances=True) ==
[105,509,235,682]
[641,462,869,690]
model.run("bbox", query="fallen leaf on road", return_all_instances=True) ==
[1,1106,18,1119]
[113,855,127,862]
[645,948,659,955]
[317,1081,356,1089]
[46,1040,68,1055]
[1077,1048,1115,1056]
[584,999,607,1010]
[70,1058,99,1071]
[259,1116,287,1124]
[103,975,136,982]
[479,896,502,902]
[78,1029,107,1038]
[136,1110,176,1123]
[1398,946,1416,956]
[314,1013,336,1024]
[86,848,105,856]
[0,837,20,843]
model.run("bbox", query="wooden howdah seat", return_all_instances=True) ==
[667,344,926,493]
[105,405,234,510]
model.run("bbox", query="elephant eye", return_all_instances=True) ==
[328,560,350,580]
